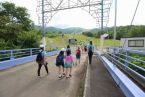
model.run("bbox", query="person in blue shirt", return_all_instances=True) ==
[37,45,49,78]
[87,41,94,65]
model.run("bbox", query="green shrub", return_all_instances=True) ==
[46,32,59,38]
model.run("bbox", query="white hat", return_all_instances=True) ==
[40,44,44,48]
[61,48,66,51]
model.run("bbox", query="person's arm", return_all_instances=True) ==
[43,51,47,62]
[87,45,89,52]
[71,56,74,65]
[93,45,95,52]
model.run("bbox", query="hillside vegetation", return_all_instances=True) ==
[45,33,120,50]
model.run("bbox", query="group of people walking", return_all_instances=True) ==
[56,45,74,79]
[36,41,95,79]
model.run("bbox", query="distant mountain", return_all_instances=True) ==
[62,27,88,33]
[88,28,100,33]
[45,27,63,33]
[45,27,89,33]
[34,25,100,33]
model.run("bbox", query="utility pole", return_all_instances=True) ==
[42,0,46,49]
[101,0,103,34]
[114,0,117,47]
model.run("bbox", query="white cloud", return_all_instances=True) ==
[48,8,97,28]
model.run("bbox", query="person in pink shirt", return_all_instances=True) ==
[64,51,74,78]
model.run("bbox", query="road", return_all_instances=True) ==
[0,52,87,97]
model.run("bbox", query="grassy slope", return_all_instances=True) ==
[45,34,120,50]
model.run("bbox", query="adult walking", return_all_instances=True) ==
[36,45,49,78]
[88,41,94,65]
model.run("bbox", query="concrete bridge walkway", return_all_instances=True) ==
[0,51,125,97]
[0,53,87,97]
[84,55,125,97]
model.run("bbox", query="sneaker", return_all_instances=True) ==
[58,75,62,79]
[66,76,70,79]
[69,74,72,77]
[47,71,50,75]
[62,73,66,77]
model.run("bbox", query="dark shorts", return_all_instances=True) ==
[76,54,81,59]
[56,62,64,67]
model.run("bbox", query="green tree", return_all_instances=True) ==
[0,2,40,50]
[0,2,32,31]
[17,31,41,48]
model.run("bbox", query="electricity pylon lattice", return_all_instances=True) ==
[36,0,112,29]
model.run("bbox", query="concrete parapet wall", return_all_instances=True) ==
[97,51,145,97]
[0,51,58,70]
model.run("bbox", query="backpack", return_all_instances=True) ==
[56,55,63,63]
[36,52,43,63]
[88,45,93,52]
[66,49,71,54]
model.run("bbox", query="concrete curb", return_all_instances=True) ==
[83,61,90,97]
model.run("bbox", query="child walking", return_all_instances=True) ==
[76,47,81,65]
[56,48,65,79]
[64,51,74,78]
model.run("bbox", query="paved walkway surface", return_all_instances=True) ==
[86,55,125,97]
[0,52,87,97]
[0,49,125,97]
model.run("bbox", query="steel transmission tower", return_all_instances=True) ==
[36,0,112,47]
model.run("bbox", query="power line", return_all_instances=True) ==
[122,0,141,48]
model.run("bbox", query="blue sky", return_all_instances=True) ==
[1,0,145,29]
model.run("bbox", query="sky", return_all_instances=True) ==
[1,0,145,29]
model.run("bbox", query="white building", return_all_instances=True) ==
[120,37,145,50]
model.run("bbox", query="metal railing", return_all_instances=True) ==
[106,47,145,87]
[0,48,40,61]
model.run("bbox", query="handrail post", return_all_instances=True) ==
[125,50,129,66]
[10,50,14,60]
[30,48,32,56]
[107,47,109,52]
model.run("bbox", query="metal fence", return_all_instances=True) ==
[0,48,40,61]
[106,47,145,87]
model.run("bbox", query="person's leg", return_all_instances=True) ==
[90,54,92,64]
[69,68,72,77]
[58,66,61,75]
[66,68,68,77]
[38,63,42,76]
[44,64,49,74]
[89,52,93,64]
[57,66,62,78]
[62,67,66,77]
[62,66,65,73]
[62,63,65,76]
[79,55,81,64]
[88,53,91,64]
[75,58,77,65]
